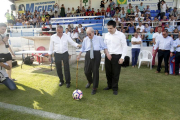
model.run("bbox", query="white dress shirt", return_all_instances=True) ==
[134,12,141,17]
[136,25,145,32]
[161,3,166,13]
[104,30,127,59]
[71,32,79,39]
[152,32,162,46]
[174,38,180,52]
[154,36,174,52]
[131,37,142,48]
[65,32,71,37]
[48,33,78,54]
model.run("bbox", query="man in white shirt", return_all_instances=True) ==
[173,33,180,75]
[49,9,54,18]
[131,32,142,67]
[65,28,71,37]
[104,20,127,95]
[160,1,166,20]
[136,21,145,33]
[71,29,79,43]
[152,26,162,67]
[134,9,141,17]
[48,26,81,88]
[154,30,174,75]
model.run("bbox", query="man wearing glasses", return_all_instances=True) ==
[77,27,110,95]
[153,30,174,75]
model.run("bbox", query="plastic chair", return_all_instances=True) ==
[100,53,105,71]
[138,50,153,69]
[32,46,46,64]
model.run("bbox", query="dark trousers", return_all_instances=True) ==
[84,51,101,89]
[146,39,152,46]
[105,54,122,91]
[157,50,170,73]
[54,52,71,84]
[132,48,140,66]
[160,12,165,20]
[175,52,180,75]
[1,77,16,90]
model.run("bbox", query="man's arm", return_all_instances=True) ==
[0,37,8,45]
[0,62,11,70]
[67,36,81,48]
[120,34,128,63]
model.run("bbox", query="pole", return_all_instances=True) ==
[76,60,79,89]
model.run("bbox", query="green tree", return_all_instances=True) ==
[83,0,88,6]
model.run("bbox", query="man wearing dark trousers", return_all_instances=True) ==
[104,20,127,95]
[48,26,81,88]
[173,32,180,75]
[154,30,174,75]
[77,27,110,95]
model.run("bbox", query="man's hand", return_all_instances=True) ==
[0,62,4,67]
[77,44,82,48]
[77,54,81,61]
[12,53,16,57]
[106,53,112,61]
[118,58,124,64]
[170,52,173,57]
[49,55,52,62]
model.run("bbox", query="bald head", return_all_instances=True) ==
[86,27,94,39]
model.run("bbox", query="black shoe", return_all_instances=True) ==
[86,83,91,88]
[113,91,118,95]
[59,82,64,86]
[66,83,70,88]
[103,87,111,90]
[91,89,97,95]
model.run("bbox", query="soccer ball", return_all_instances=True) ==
[72,89,83,100]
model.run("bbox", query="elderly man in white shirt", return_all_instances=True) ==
[103,20,127,95]
[173,32,180,75]
[131,32,142,67]
[152,26,162,67]
[48,26,81,88]
[154,30,174,75]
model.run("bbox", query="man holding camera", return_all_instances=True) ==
[0,23,15,80]
[0,59,16,90]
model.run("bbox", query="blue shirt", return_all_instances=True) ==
[121,14,126,18]
[145,32,154,40]
[80,35,107,52]
[138,5,145,11]
[165,26,175,33]
[145,26,151,33]
[174,38,180,52]
[128,26,135,33]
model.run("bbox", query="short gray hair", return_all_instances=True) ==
[57,25,63,29]
[86,27,94,33]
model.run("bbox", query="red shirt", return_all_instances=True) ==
[155,26,165,32]
[106,7,110,12]
[96,12,101,16]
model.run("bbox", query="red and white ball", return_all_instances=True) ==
[72,89,83,100]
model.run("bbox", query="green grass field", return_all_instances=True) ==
[0,62,180,120]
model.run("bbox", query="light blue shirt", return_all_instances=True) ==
[121,14,126,18]
[145,32,154,40]
[174,38,180,52]
[154,36,174,52]
[145,26,151,33]
[165,26,175,33]
[80,35,107,52]
[138,5,145,12]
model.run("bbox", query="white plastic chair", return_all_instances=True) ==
[101,53,105,71]
[138,50,153,69]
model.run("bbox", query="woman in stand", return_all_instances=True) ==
[60,4,65,17]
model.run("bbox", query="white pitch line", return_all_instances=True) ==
[0,102,86,120]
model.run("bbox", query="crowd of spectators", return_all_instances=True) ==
[4,0,180,46]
